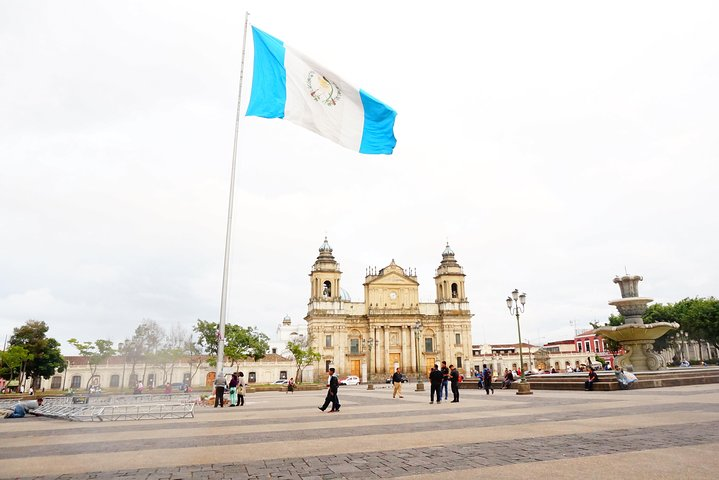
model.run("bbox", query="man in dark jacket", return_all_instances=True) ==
[429,364,444,404]
[318,367,341,412]
[392,367,404,399]
[449,364,460,402]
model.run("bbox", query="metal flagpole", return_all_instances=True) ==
[216,11,250,378]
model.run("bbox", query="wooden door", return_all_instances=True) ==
[390,353,401,370]
[351,360,361,377]
[425,356,435,376]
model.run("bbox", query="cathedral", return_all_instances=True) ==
[304,238,473,382]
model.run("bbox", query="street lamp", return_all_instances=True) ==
[413,320,425,391]
[506,289,532,395]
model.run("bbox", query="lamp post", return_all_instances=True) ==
[413,320,425,391]
[118,342,127,393]
[507,289,532,395]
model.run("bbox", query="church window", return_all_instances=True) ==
[322,281,332,298]
[455,333,461,345]
[325,335,332,348]
[451,283,458,298]
[350,338,359,354]
[425,337,434,353]
[457,357,462,368]
[325,360,332,372]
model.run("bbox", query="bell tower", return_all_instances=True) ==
[434,243,467,304]
[309,237,342,301]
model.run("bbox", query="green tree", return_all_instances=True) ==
[193,319,270,369]
[0,345,33,382]
[678,297,719,354]
[9,320,65,385]
[287,339,321,383]
[225,325,270,366]
[193,319,220,366]
[67,338,115,390]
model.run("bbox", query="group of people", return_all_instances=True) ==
[428,361,462,403]
[213,372,247,407]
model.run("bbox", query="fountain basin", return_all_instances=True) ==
[594,322,679,342]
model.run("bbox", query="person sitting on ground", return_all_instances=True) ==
[2,398,44,418]
[623,367,638,387]
[584,367,598,391]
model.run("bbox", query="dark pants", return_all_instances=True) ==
[584,380,595,391]
[451,382,459,402]
[484,379,494,394]
[441,380,448,400]
[319,390,340,411]
[430,383,442,402]
[214,386,225,407]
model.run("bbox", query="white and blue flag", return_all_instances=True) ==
[246,26,397,155]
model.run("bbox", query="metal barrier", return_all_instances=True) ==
[2,394,195,421]
[36,402,195,422]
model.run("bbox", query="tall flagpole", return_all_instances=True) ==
[216,11,250,378]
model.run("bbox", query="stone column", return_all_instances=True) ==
[383,326,390,377]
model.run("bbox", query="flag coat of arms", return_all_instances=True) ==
[246,26,397,155]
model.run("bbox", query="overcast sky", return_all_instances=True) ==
[2,1,718,355]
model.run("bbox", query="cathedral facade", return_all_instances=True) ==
[304,238,473,382]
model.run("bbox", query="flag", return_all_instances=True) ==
[246,26,397,155]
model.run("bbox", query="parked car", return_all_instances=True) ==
[171,382,189,392]
[385,374,408,383]
[273,379,289,385]
[340,375,361,386]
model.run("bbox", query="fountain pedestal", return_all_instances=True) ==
[592,275,678,371]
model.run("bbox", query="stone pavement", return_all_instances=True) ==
[1,382,718,479]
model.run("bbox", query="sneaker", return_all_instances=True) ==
[399,396,403,398]
[318,407,325,412]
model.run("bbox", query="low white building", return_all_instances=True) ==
[32,353,297,392]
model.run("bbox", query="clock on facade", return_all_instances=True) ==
[389,291,397,300]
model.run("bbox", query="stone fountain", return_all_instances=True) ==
[593,274,679,371]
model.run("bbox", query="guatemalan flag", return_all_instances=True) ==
[246,26,397,155]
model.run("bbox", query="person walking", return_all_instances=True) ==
[429,364,444,404]
[449,364,460,402]
[213,374,227,408]
[482,364,494,395]
[440,361,450,401]
[228,373,239,406]
[392,367,404,399]
[237,372,246,406]
[318,367,340,412]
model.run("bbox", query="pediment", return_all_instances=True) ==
[366,271,418,287]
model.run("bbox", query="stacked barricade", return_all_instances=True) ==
[3,393,195,422]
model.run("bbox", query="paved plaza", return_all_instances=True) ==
[1,382,719,479]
